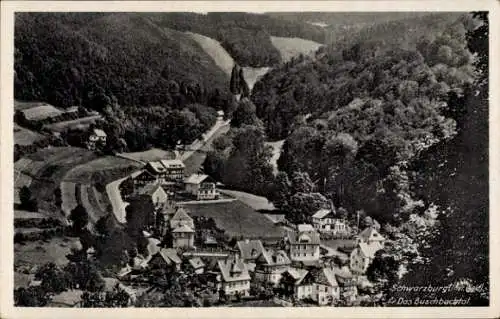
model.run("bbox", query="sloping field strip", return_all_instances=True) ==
[43,115,103,132]
[79,184,100,223]
[186,31,270,93]
[218,189,275,211]
[185,31,235,76]
[270,36,323,63]
[63,156,143,183]
[117,148,175,164]
[60,181,78,216]
[91,186,109,212]
[14,124,47,146]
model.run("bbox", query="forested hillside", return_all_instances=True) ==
[14,13,238,152]
[253,14,474,140]
[14,13,230,110]
[404,12,489,304]
[249,13,479,220]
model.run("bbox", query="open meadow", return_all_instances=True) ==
[14,123,47,146]
[180,200,285,239]
[270,36,323,63]
[117,148,176,163]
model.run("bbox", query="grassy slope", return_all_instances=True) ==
[185,31,235,76]
[182,201,285,238]
[185,31,270,92]
[14,124,46,146]
[117,148,176,163]
[270,36,323,63]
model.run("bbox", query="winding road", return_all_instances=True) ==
[105,118,231,223]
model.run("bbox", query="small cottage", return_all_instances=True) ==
[216,256,251,297]
[287,226,321,262]
[86,128,107,150]
[184,174,219,200]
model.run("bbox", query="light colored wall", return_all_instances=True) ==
[223,280,250,295]
[290,244,320,261]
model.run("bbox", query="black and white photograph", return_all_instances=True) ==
[0,1,497,317]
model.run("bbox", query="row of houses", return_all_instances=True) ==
[129,204,386,305]
[132,158,219,201]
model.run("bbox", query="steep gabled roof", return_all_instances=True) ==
[257,249,291,266]
[160,159,185,169]
[312,209,335,219]
[134,170,156,180]
[358,227,385,242]
[313,267,339,287]
[93,128,106,137]
[171,207,193,222]
[358,242,383,259]
[184,174,209,185]
[147,161,167,174]
[288,230,320,245]
[146,237,161,257]
[158,248,182,265]
[217,259,251,282]
[189,257,205,269]
[236,240,265,260]
[135,183,165,197]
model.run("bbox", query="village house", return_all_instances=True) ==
[280,267,340,305]
[254,249,291,286]
[350,227,386,274]
[129,183,168,208]
[144,161,169,184]
[187,257,206,274]
[279,268,308,298]
[286,225,321,262]
[334,267,358,303]
[184,174,219,200]
[312,209,350,236]
[169,207,195,249]
[355,226,386,247]
[159,159,185,181]
[103,278,138,306]
[216,256,251,297]
[309,267,341,305]
[148,248,182,272]
[86,128,107,150]
[133,170,158,188]
[236,239,266,271]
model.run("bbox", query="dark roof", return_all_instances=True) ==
[153,248,182,265]
[217,258,250,282]
[256,249,291,266]
[134,170,156,180]
[236,240,265,260]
